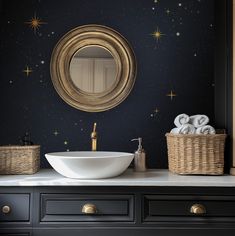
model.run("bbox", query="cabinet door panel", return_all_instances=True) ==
[0,194,30,222]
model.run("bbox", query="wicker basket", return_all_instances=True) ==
[0,145,40,175]
[165,133,226,175]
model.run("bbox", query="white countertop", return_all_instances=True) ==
[0,169,235,187]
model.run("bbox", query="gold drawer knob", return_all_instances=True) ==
[190,204,206,215]
[82,203,97,214]
[2,205,11,214]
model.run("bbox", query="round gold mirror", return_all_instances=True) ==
[50,25,137,112]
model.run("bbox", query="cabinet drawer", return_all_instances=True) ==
[40,194,134,222]
[0,194,30,222]
[143,195,235,222]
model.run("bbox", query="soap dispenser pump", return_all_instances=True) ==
[131,137,146,172]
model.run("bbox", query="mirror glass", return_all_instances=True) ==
[69,46,117,93]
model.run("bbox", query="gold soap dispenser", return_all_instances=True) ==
[131,137,146,172]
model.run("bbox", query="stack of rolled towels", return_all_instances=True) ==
[170,114,216,135]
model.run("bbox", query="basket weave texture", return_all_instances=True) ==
[0,145,40,175]
[165,133,226,175]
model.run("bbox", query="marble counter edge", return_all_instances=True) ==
[0,169,235,187]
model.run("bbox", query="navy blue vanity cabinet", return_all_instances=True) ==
[1,186,235,236]
[32,187,235,236]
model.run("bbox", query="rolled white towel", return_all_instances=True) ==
[170,124,196,134]
[174,113,190,128]
[189,115,209,128]
[170,128,180,134]
[195,125,216,134]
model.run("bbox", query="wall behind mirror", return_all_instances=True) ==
[0,0,216,168]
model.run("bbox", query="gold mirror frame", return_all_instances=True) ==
[50,24,137,112]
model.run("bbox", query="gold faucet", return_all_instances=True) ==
[91,122,97,151]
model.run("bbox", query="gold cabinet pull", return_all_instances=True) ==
[190,204,206,215]
[2,205,11,214]
[82,203,97,214]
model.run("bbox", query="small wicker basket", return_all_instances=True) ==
[0,145,40,175]
[165,133,226,175]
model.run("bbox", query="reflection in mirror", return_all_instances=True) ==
[69,46,117,93]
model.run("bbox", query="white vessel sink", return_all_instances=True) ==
[45,151,134,179]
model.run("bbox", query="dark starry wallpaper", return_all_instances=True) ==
[0,0,215,168]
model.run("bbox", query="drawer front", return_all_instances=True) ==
[0,194,30,222]
[143,195,235,222]
[40,194,134,222]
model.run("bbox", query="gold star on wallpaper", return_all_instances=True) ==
[25,13,47,33]
[23,66,33,76]
[166,90,177,100]
[53,130,59,136]
[166,9,171,15]
[151,27,165,41]
[151,107,159,117]
[64,140,68,145]
[154,108,159,113]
